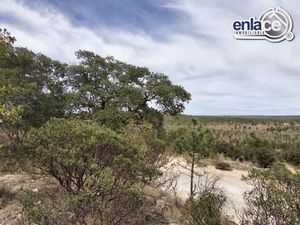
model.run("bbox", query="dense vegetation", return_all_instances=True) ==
[0,29,190,224]
[166,115,300,168]
[166,116,300,225]
[1,29,300,225]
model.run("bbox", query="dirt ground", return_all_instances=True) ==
[162,157,253,223]
[1,158,254,224]
[0,173,57,225]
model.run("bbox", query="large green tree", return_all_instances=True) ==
[1,30,191,137]
[0,29,67,144]
[2,48,67,128]
[68,50,191,130]
[0,29,24,144]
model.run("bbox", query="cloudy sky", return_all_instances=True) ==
[0,0,299,115]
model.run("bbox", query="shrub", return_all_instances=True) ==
[215,162,233,171]
[180,175,233,225]
[214,141,234,155]
[181,193,226,225]
[240,164,300,225]
[0,186,15,208]
[285,148,300,166]
[254,147,275,168]
[27,118,160,194]
[26,118,163,224]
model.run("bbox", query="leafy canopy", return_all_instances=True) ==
[68,50,191,129]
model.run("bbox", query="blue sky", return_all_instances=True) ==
[0,0,299,115]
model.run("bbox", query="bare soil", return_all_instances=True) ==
[162,157,253,222]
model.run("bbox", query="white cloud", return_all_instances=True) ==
[0,0,299,115]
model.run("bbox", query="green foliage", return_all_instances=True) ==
[285,145,300,166]
[0,85,25,145]
[214,140,240,160]
[17,190,61,225]
[173,124,214,196]
[0,30,188,224]
[241,164,300,225]
[69,50,191,129]
[27,118,160,194]
[174,126,214,158]
[121,122,166,167]
[180,128,277,169]
[165,115,300,168]
[0,28,16,45]
[17,191,36,209]
[214,132,276,168]
[181,193,226,225]
[16,186,164,225]
[26,118,163,224]
[0,30,190,147]
[180,175,229,225]
[242,134,275,168]
[0,36,67,145]
[254,147,275,168]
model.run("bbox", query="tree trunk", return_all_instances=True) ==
[190,149,195,197]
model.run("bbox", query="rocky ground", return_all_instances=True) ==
[0,173,56,225]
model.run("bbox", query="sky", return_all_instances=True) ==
[0,0,299,115]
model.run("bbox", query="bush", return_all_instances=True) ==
[181,193,226,225]
[254,147,275,168]
[215,162,233,171]
[241,164,300,225]
[285,148,300,166]
[214,141,242,161]
[180,174,234,225]
[27,118,160,194]
[26,118,163,225]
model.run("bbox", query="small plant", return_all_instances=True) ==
[0,186,15,208]
[16,190,51,224]
[180,175,230,225]
[215,162,233,171]
[16,191,36,209]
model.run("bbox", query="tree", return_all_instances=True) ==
[0,28,16,45]
[175,124,213,197]
[240,164,300,225]
[1,31,191,138]
[0,85,24,145]
[0,30,67,144]
[121,122,167,168]
[68,50,191,130]
[0,29,23,145]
